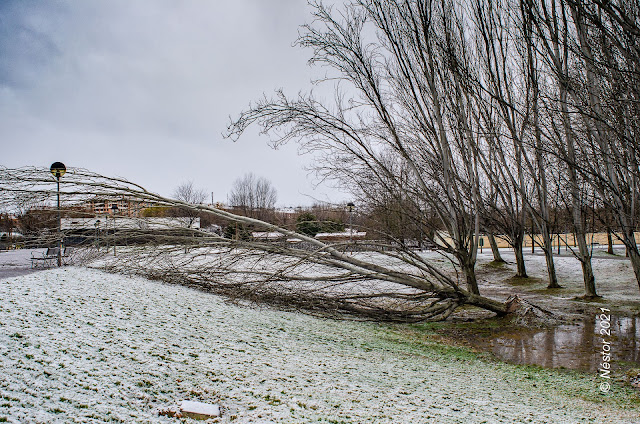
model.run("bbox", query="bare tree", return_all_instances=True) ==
[227,0,640,301]
[171,181,207,227]
[518,0,640,296]
[563,0,640,291]
[228,1,494,296]
[0,166,515,321]
[11,1,621,319]
[228,173,278,221]
[471,0,560,286]
[514,0,599,297]
[471,0,529,279]
[173,181,207,205]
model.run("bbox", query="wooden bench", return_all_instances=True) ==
[31,247,61,269]
[62,247,72,265]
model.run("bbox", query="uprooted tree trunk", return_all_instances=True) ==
[505,295,559,327]
[1,166,512,321]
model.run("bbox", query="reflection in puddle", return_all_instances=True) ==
[472,316,640,372]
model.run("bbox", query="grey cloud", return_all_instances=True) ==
[0,1,349,206]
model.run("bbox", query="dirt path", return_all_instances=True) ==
[0,249,46,280]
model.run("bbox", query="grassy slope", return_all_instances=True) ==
[0,267,638,423]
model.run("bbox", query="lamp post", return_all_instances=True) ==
[50,162,66,266]
[346,202,355,243]
[94,219,101,249]
[111,204,118,256]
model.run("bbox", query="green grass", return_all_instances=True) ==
[483,260,509,269]
[506,275,544,286]
[373,321,640,411]
[408,315,509,336]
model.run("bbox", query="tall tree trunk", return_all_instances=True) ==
[488,233,505,263]
[561,76,597,297]
[513,231,528,278]
[622,229,640,293]
[575,226,597,297]
[532,0,598,296]
[607,228,614,255]
[540,222,560,288]
[528,18,559,289]
[460,255,480,295]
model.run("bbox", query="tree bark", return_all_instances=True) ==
[576,229,598,297]
[622,229,640,292]
[539,220,560,288]
[460,255,480,295]
[487,233,505,263]
[607,229,614,255]
[513,231,528,278]
[465,293,507,316]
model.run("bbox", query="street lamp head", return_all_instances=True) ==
[346,202,355,212]
[50,162,66,180]
[111,204,119,213]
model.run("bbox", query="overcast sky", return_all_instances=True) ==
[0,0,349,207]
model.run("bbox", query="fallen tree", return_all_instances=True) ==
[0,166,511,321]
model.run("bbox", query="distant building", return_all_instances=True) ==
[85,197,154,217]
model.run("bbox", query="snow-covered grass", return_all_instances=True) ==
[1,267,637,423]
[474,248,640,310]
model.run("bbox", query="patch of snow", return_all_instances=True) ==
[180,400,221,417]
[315,229,367,239]
[251,232,285,240]
[476,248,640,304]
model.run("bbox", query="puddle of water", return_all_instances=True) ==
[469,315,640,372]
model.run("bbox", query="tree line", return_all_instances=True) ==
[228,0,640,298]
